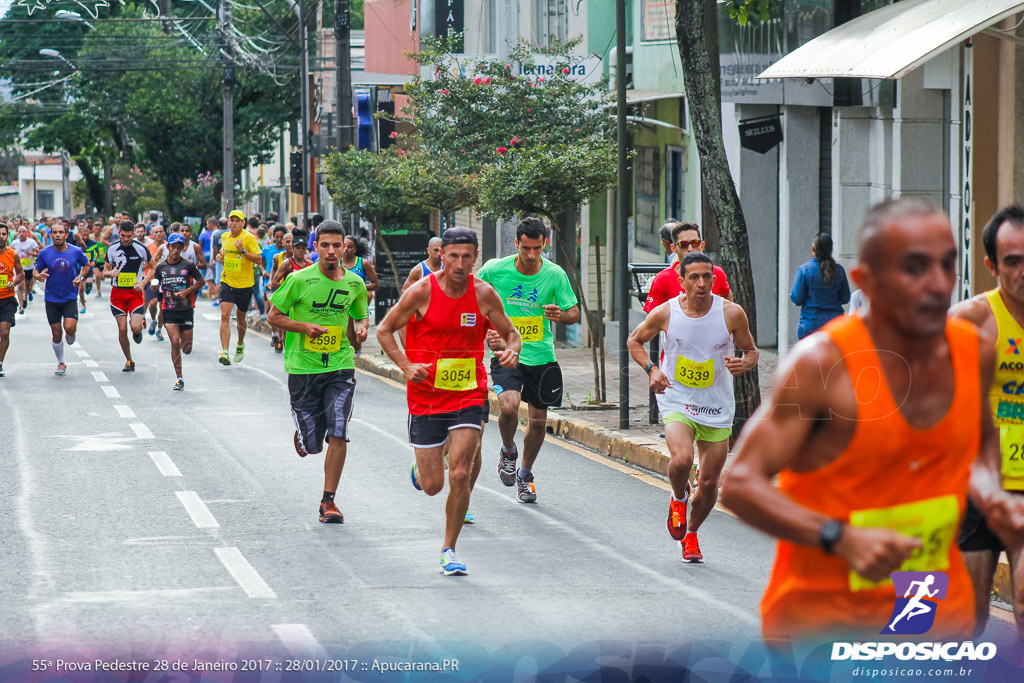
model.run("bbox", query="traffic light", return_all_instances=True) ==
[290,151,302,194]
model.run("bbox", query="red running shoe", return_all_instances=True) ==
[667,497,687,541]
[682,532,703,563]
[293,430,308,457]
[318,499,344,524]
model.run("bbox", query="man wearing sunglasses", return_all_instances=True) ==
[644,222,732,313]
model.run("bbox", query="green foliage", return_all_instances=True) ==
[396,148,479,220]
[177,171,222,219]
[108,162,167,217]
[724,0,779,26]
[323,147,428,228]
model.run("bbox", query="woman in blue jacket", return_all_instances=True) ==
[790,232,850,339]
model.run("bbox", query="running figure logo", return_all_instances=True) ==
[881,571,949,635]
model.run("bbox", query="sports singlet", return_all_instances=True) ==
[655,295,734,428]
[12,237,38,270]
[349,256,367,282]
[106,241,150,289]
[419,260,442,278]
[760,315,978,640]
[404,273,488,415]
[985,288,1024,491]
[0,249,16,297]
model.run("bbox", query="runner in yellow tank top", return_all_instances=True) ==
[950,205,1024,636]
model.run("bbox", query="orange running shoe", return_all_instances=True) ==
[319,499,344,524]
[667,497,687,540]
[681,532,703,563]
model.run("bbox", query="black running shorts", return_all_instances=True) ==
[289,369,356,455]
[407,404,487,449]
[0,297,16,325]
[162,308,195,329]
[44,299,78,326]
[957,494,1024,552]
[490,359,563,410]
[219,284,253,312]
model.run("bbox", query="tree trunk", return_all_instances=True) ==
[545,212,603,405]
[676,0,761,432]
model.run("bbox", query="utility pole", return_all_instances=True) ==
[283,0,311,221]
[615,0,629,430]
[60,151,71,219]
[335,0,353,150]
[220,0,236,213]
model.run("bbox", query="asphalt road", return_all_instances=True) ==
[0,291,1018,675]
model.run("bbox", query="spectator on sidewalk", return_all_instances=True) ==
[660,219,680,265]
[789,233,850,340]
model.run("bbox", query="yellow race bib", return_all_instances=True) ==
[304,326,344,353]
[511,315,544,342]
[999,423,1024,490]
[0,274,7,288]
[117,271,137,288]
[847,495,959,591]
[435,357,477,391]
[675,355,714,388]
[224,257,242,272]
[20,257,32,267]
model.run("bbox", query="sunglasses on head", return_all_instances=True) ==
[675,238,702,248]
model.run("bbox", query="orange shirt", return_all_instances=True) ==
[0,249,16,298]
[760,315,978,641]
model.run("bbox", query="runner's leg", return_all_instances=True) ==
[665,420,696,500]
[414,444,447,496]
[181,326,193,355]
[1007,540,1024,635]
[115,315,131,361]
[236,308,248,346]
[522,404,547,470]
[165,323,183,378]
[323,435,347,495]
[688,439,729,533]
[963,550,999,636]
[444,427,481,550]
[497,390,522,448]
[0,321,11,363]
[219,301,234,350]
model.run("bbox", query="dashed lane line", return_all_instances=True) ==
[101,386,120,399]
[129,423,154,439]
[272,624,325,658]
[175,491,219,528]
[91,371,108,383]
[113,404,136,419]
[214,547,277,599]
[148,451,182,477]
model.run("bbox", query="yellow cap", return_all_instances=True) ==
[228,210,245,221]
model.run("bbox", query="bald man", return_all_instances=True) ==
[721,198,1024,642]
[402,237,444,292]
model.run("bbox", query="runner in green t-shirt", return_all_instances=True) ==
[268,220,369,525]
[477,217,579,503]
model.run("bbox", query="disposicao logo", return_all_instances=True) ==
[831,571,997,662]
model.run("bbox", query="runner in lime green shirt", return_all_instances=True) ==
[477,217,579,503]
[268,220,369,525]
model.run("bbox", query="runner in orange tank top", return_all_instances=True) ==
[721,199,1024,642]
[377,228,521,576]
[0,223,27,377]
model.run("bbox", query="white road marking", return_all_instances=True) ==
[113,404,136,418]
[101,386,120,399]
[91,371,108,383]
[72,349,89,358]
[272,624,325,658]
[129,423,154,439]
[175,491,219,528]
[214,547,277,599]
[202,313,220,321]
[83,359,98,368]
[148,451,182,477]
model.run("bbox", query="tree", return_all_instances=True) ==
[396,148,479,229]
[323,147,430,287]
[676,0,764,429]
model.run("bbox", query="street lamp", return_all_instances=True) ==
[55,10,96,29]
[39,48,77,70]
[38,49,77,220]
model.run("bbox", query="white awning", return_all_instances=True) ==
[758,0,1024,80]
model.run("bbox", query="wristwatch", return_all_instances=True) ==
[644,362,656,374]
[819,519,845,554]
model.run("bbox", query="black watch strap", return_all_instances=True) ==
[644,362,655,374]
[819,519,844,555]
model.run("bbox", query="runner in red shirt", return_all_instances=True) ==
[377,228,521,576]
[644,222,732,312]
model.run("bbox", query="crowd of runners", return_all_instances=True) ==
[3,198,1024,643]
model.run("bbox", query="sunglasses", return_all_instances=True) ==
[675,238,702,248]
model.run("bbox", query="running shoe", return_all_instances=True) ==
[440,547,467,576]
[28,292,33,301]
[233,344,244,363]
[410,460,423,491]
[79,304,86,314]
[293,430,308,457]
[54,363,66,376]
[667,497,688,541]
[516,470,537,503]
[260,313,267,321]
[94,290,102,299]
[173,379,185,391]
[65,333,75,346]
[275,338,283,353]
[132,330,143,344]
[122,360,136,372]
[156,329,164,341]
[0,366,5,377]
[498,444,518,486]
[271,333,278,349]
[148,320,156,336]
[212,299,220,307]
[318,499,344,524]
[85,283,92,295]
[18,306,24,315]
[218,352,231,366]
[464,510,475,524]
[681,532,703,563]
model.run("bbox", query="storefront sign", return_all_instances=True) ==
[435,0,464,39]
[739,115,783,154]
[960,40,973,302]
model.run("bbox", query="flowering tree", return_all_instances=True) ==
[176,172,221,219]
[108,163,167,218]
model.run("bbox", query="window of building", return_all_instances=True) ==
[535,0,568,48]
[464,0,496,54]
[665,146,686,224]
[37,189,54,212]
[634,145,661,252]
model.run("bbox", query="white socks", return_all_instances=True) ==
[51,340,65,364]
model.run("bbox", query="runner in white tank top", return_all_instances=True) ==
[627,252,759,563]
